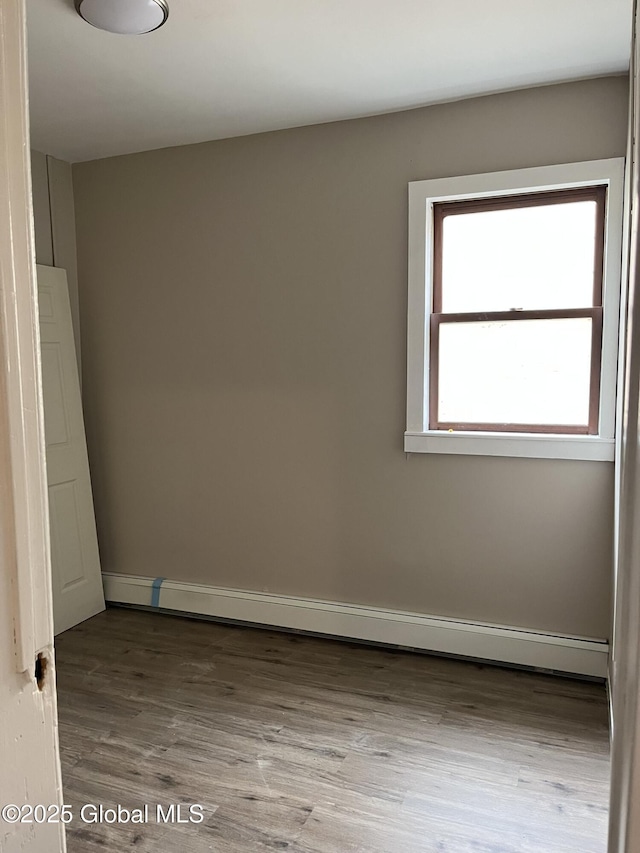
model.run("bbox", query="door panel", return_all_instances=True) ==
[41,343,71,446]
[49,480,86,589]
[37,264,105,634]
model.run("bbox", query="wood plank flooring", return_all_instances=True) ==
[55,607,610,853]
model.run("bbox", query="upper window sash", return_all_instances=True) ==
[432,186,606,313]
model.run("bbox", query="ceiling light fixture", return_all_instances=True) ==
[75,0,169,35]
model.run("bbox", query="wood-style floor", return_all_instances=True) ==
[55,607,610,853]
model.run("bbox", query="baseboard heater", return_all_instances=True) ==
[101,573,609,679]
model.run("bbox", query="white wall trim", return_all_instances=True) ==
[404,430,615,461]
[102,573,609,678]
[406,157,625,460]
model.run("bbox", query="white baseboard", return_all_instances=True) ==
[101,573,609,678]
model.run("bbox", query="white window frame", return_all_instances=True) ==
[405,158,625,462]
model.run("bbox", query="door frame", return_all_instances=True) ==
[0,0,65,850]
[608,3,640,850]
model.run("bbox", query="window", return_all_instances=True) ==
[431,186,605,434]
[406,159,624,461]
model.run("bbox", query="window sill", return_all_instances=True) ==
[403,430,614,461]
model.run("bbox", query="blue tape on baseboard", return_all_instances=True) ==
[151,577,166,608]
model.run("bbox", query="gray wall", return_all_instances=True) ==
[31,150,81,368]
[73,76,627,639]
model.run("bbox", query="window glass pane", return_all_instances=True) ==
[437,318,592,426]
[440,200,598,312]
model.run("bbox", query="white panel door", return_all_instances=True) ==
[37,264,105,634]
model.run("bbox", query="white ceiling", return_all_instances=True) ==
[27,0,632,163]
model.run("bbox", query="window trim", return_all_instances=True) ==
[405,159,625,462]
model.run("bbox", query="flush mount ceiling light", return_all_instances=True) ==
[75,0,169,34]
